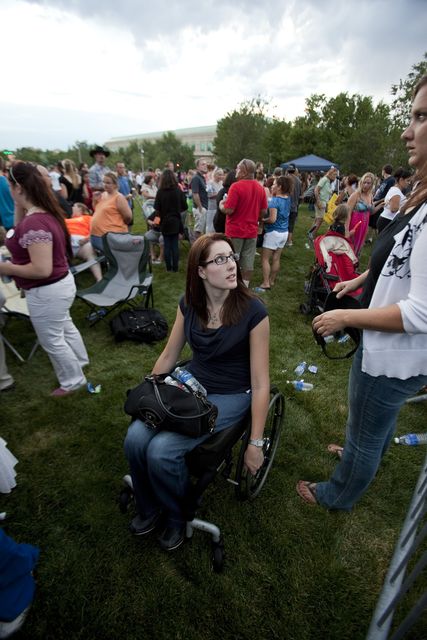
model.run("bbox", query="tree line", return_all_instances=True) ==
[5,52,426,175]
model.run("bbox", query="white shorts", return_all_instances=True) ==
[262,230,288,250]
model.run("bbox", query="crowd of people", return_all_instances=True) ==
[1,74,427,635]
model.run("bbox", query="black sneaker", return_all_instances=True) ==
[157,525,185,551]
[129,512,161,536]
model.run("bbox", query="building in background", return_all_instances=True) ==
[105,125,216,160]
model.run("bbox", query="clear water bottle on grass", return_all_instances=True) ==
[394,433,427,446]
[288,380,314,391]
[294,361,307,376]
[173,367,207,396]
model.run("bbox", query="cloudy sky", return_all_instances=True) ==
[0,0,425,151]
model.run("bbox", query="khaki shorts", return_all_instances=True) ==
[231,237,257,272]
[314,204,326,220]
[193,208,206,234]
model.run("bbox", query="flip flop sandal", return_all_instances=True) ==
[327,444,344,460]
[296,480,318,505]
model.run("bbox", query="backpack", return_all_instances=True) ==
[110,307,168,343]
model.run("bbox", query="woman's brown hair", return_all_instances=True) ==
[401,74,427,214]
[185,233,256,327]
[9,161,72,259]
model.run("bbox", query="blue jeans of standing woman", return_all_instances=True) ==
[124,392,251,528]
[315,346,427,511]
[163,234,179,272]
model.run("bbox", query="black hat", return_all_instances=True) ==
[313,291,361,359]
[90,145,110,158]
[287,163,296,172]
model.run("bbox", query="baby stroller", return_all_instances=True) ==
[300,230,362,315]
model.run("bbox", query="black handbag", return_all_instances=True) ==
[110,308,168,343]
[124,375,218,438]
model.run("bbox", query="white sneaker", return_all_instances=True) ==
[0,607,30,638]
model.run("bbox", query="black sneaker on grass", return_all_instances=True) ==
[157,525,185,551]
[129,512,161,536]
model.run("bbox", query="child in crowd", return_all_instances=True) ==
[65,203,102,281]
[330,204,361,242]
[329,204,349,235]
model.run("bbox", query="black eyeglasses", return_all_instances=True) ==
[200,252,239,266]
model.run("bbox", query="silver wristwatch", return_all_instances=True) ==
[249,438,265,448]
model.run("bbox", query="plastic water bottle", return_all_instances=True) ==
[173,367,207,396]
[394,433,427,446]
[294,361,307,376]
[164,376,187,391]
[288,380,314,392]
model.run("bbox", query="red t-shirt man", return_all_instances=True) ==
[222,159,267,285]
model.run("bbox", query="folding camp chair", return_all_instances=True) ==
[0,279,39,362]
[76,232,153,326]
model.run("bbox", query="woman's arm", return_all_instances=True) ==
[333,270,369,297]
[151,306,187,375]
[312,304,404,337]
[244,316,270,475]
[388,194,401,214]
[116,194,133,224]
[0,242,53,280]
[263,207,277,225]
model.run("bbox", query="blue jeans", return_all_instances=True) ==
[163,234,179,272]
[124,392,251,527]
[90,235,104,253]
[316,346,427,511]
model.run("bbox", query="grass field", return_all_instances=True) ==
[1,204,426,640]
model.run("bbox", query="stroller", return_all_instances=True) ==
[300,230,362,315]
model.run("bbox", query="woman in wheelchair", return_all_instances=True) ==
[124,233,270,551]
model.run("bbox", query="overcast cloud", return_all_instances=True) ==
[0,0,425,149]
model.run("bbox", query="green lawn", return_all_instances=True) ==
[1,204,426,639]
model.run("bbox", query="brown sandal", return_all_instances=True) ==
[327,444,344,460]
[296,481,318,505]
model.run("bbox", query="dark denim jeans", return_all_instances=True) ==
[163,234,179,272]
[124,392,251,527]
[316,346,427,511]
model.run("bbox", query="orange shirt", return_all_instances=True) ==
[91,193,128,236]
[65,215,91,237]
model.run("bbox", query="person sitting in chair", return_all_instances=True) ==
[124,233,270,551]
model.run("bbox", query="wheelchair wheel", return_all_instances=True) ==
[234,389,284,501]
[299,302,311,315]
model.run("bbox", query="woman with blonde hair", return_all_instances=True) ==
[61,159,83,205]
[346,172,376,255]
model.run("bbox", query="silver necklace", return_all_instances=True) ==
[207,307,222,324]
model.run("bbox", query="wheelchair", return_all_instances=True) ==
[119,385,284,572]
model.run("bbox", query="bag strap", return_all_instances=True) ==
[149,376,212,420]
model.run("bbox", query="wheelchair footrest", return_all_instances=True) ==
[186,518,221,543]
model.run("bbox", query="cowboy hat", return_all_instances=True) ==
[89,145,110,158]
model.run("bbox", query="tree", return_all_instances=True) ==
[391,52,427,129]
[213,98,270,168]
[286,92,393,174]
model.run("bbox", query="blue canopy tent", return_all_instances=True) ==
[281,154,338,172]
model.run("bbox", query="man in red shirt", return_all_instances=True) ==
[221,158,267,286]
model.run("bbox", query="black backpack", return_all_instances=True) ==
[110,307,168,343]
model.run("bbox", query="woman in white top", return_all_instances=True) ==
[297,74,427,510]
[377,167,412,233]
